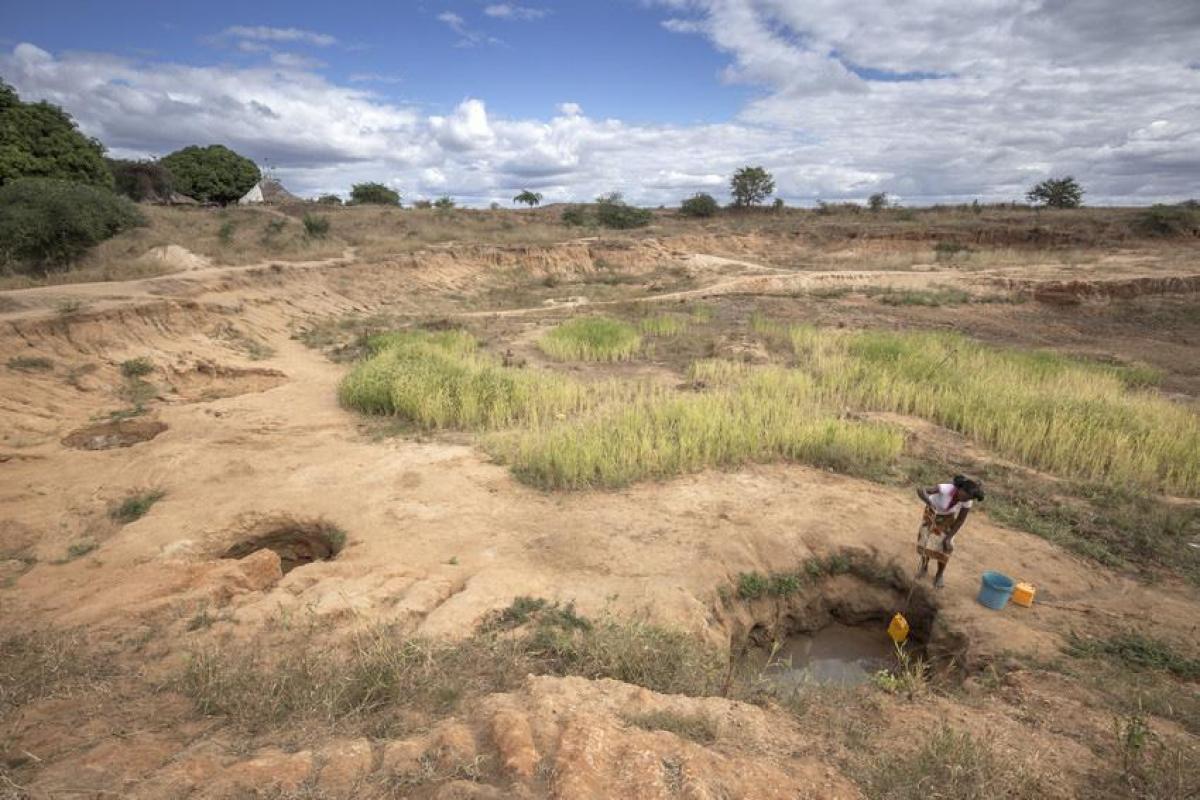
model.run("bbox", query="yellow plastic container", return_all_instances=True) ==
[887,612,910,644]
[1012,582,1036,608]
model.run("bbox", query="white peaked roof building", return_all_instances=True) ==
[237,178,298,205]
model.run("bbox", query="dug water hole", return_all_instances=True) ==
[749,623,897,687]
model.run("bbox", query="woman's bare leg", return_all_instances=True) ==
[916,555,929,576]
[934,560,948,588]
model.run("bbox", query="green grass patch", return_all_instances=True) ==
[538,316,642,362]
[867,287,972,306]
[110,489,166,524]
[7,355,53,371]
[65,539,98,560]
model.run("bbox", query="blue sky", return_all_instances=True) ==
[2,1,1199,205]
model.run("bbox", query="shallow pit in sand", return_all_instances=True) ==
[61,418,168,450]
[221,519,346,574]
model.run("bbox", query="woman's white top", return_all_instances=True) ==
[929,483,973,516]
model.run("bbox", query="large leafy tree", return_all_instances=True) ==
[729,165,775,208]
[0,81,112,188]
[108,158,175,202]
[1026,176,1084,208]
[513,190,543,207]
[160,144,260,205]
[350,182,401,205]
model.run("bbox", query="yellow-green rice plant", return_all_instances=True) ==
[638,314,689,337]
[493,381,903,490]
[538,316,642,362]
[784,326,1200,495]
[340,329,600,429]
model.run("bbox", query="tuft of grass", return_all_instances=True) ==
[623,710,717,743]
[538,316,642,362]
[737,572,769,600]
[0,630,111,712]
[110,489,166,524]
[638,314,689,337]
[120,357,154,377]
[1066,632,1199,680]
[65,538,98,560]
[56,298,84,315]
[857,725,1049,800]
[302,213,330,238]
[7,355,53,371]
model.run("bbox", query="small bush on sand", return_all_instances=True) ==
[538,317,642,362]
[120,357,154,377]
[110,489,166,524]
[0,178,143,273]
[302,213,330,238]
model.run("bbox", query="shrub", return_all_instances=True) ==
[217,220,236,244]
[120,357,154,378]
[0,178,143,272]
[7,356,53,371]
[316,194,342,205]
[561,206,588,226]
[302,213,330,238]
[0,81,111,188]
[736,572,769,599]
[412,199,432,210]
[110,489,166,524]
[350,182,401,206]
[1027,176,1084,208]
[108,159,174,202]
[433,195,456,210]
[594,192,652,229]
[538,317,642,362]
[680,192,719,218]
[730,166,775,208]
[1132,204,1198,238]
[160,145,259,205]
[868,192,889,212]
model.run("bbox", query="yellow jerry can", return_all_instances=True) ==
[887,612,910,644]
[1012,582,1036,608]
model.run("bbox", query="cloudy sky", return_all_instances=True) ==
[3,0,1198,206]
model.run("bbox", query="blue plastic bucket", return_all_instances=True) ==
[977,571,1015,610]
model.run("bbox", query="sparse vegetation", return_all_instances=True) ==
[65,538,98,560]
[638,314,689,336]
[110,489,166,524]
[433,195,456,210]
[302,213,330,238]
[538,316,643,362]
[1066,632,1199,680]
[7,355,53,371]
[0,630,111,712]
[623,710,717,743]
[317,194,342,205]
[593,192,653,229]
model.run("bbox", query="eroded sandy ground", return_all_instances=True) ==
[2,234,1198,798]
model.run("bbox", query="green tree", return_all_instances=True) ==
[679,192,718,218]
[1026,176,1084,208]
[514,189,543,207]
[316,194,342,205]
[868,192,889,212]
[108,159,174,202]
[160,145,259,205]
[433,195,456,210]
[0,81,111,188]
[350,182,401,206]
[0,178,143,272]
[729,165,775,208]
